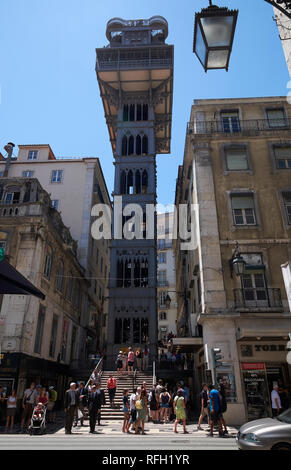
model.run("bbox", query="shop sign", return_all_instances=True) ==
[241,362,265,371]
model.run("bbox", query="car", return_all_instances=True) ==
[236,408,291,450]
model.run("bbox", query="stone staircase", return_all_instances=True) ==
[100,371,154,420]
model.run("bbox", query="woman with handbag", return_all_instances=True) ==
[135,389,148,435]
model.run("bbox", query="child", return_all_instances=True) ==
[122,389,130,433]
[33,403,44,421]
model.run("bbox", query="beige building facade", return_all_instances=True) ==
[157,212,178,345]
[0,144,111,351]
[175,96,291,425]
[0,178,95,398]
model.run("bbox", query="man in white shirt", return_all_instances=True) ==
[271,385,282,417]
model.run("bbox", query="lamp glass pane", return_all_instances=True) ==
[195,21,207,66]
[207,49,229,69]
[201,15,234,47]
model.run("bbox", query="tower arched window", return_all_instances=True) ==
[120,170,126,194]
[122,136,128,156]
[129,104,135,121]
[143,104,148,121]
[123,104,129,121]
[135,170,141,194]
[142,170,148,194]
[127,170,134,194]
[128,135,134,155]
[136,135,141,155]
[117,259,124,287]
[142,135,148,155]
[43,245,53,280]
[136,104,142,121]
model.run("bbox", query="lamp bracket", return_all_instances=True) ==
[265,0,291,19]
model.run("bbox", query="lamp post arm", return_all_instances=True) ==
[264,0,291,19]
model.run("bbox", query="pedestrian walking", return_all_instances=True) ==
[218,382,228,435]
[271,385,282,417]
[64,382,79,434]
[47,386,57,424]
[122,352,128,375]
[173,389,188,434]
[129,387,138,430]
[159,388,171,424]
[107,374,117,407]
[0,386,6,427]
[116,351,124,378]
[142,345,149,371]
[278,380,289,411]
[136,348,142,372]
[122,389,130,433]
[5,389,17,433]
[135,389,148,434]
[149,385,159,423]
[208,384,224,437]
[127,347,135,376]
[74,382,87,427]
[21,382,37,432]
[197,384,210,430]
[90,368,101,386]
[87,384,105,433]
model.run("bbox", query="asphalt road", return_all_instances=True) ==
[0,433,237,450]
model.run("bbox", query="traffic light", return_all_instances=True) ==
[212,347,223,369]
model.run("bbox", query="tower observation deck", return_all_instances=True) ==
[95,16,173,366]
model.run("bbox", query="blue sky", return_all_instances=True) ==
[0,0,289,205]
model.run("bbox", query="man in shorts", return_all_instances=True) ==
[129,387,138,430]
[21,382,37,432]
[197,384,210,430]
[208,384,224,437]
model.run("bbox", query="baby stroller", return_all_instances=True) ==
[29,403,47,435]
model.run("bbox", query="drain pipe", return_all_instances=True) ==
[3,142,15,177]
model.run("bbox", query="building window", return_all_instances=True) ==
[27,150,38,160]
[22,170,34,177]
[158,239,165,249]
[158,270,167,287]
[221,110,240,133]
[273,145,291,169]
[225,146,249,171]
[55,261,64,292]
[159,291,168,308]
[158,252,166,264]
[4,192,20,204]
[34,305,46,354]
[266,108,287,128]
[0,172,4,177]
[282,192,291,224]
[51,170,63,183]
[49,314,58,358]
[160,311,167,320]
[51,200,59,210]
[231,195,256,225]
[66,271,73,301]
[241,272,267,304]
[43,246,53,280]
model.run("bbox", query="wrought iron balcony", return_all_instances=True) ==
[187,118,291,136]
[233,288,283,311]
[96,47,173,71]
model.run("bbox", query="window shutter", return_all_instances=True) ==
[226,147,248,170]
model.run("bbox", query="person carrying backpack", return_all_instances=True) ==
[218,382,228,436]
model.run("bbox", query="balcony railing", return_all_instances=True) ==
[233,288,283,310]
[187,119,291,136]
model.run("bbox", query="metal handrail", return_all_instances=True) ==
[85,356,104,389]
[187,118,291,135]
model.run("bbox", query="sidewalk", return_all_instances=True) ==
[55,420,239,437]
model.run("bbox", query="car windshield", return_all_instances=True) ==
[276,408,291,424]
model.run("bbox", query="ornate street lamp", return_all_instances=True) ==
[193,1,238,72]
[230,242,246,277]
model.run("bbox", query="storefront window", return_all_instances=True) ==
[216,364,237,403]
[242,363,271,421]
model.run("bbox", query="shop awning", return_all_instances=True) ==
[0,260,45,300]
[171,337,203,354]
